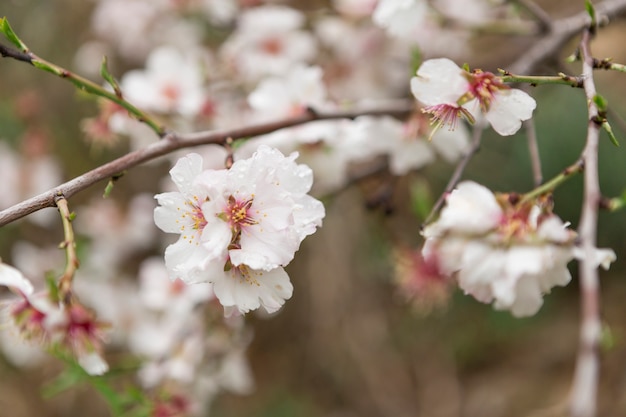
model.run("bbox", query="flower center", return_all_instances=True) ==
[226,195,257,230]
[465,70,508,112]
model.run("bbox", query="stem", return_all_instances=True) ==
[569,28,603,417]
[422,125,484,227]
[1,43,165,136]
[519,158,584,204]
[524,118,543,187]
[0,102,413,227]
[500,73,584,87]
[56,197,79,305]
[512,0,553,31]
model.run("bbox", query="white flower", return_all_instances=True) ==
[423,181,615,317]
[155,146,325,314]
[411,58,536,136]
[373,0,429,39]
[221,5,317,80]
[121,46,208,117]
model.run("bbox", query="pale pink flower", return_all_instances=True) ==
[423,181,616,317]
[411,58,536,136]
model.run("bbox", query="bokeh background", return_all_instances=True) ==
[1,1,626,416]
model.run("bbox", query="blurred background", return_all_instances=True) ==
[1,0,626,416]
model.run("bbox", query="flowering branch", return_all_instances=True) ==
[55,197,79,304]
[508,0,626,75]
[0,102,413,227]
[0,17,165,136]
[569,24,603,417]
[500,72,584,87]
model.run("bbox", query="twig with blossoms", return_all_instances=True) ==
[0,102,413,227]
[569,23,604,417]
[0,17,165,136]
[55,197,79,304]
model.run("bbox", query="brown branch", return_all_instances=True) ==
[508,0,626,75]
[0,43,32,63]
[569,28,603,417]
[512,0,553,32]
[0,103,413,227]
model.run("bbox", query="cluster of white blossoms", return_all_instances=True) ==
[411,58,537,136]
[0,261,108,375]
[423,182,616,317]
[154,145,325,315]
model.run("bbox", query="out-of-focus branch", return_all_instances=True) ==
[422,125,484,227]
[0,103,413,227]
[569,26,603,417]
[524,118,543,187]
[508,0,626,75]
[512,0,553,31]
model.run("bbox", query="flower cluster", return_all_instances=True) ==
[154,145,325,315]
[0,261,108,375]
[423,182,616,317]
[411,58,537,136]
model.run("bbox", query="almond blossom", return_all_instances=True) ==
[423,182,616,317]
[154,146,325,314]
[411,58,536,136]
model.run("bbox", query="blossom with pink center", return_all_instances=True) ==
[155,146,325,314]
[121,46,209,117]
[154,154,222,283]
[411,58,536,136]
[220,5,317,80]
[423,181,616,317]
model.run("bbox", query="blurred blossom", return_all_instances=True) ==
[393,246,452,314]
[423,182,616,317]
[220,5,317,81]
[121,46,211,118]
[333,0,378,17]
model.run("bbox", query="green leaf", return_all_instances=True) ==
[602,120,619,147]
[410,47,422,76]
[585,0,597,26]
[592,94,608,112]
[100,56,122,98]
[409,178,433,221]
[0,17,28,51]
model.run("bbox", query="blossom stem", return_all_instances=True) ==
[56,197,79,304]
[524,117,543,187]
[0,24,165,136]
[499,72,584,87]
[422,125,484,227]
[569,27,603,417]
[519,159,584,204]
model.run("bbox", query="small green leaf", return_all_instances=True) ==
[592,94,608,112]
[585,0,597,26]
[602,121,619,147]
[103,178,115,198]
[462,63,471,72]
[600,322,616,352]
[100,56,122,98]
[0,17,28,51]
[409,178,433,221]
[410,47,422,76]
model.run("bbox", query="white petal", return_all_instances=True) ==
[0,263,34,296]
[411,58,468,106]
[485,89,536,136]
[78,351,109,375]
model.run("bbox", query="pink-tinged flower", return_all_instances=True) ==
[411,58,536,136]
[220,5,317,80]
[154,154,221,283]
[195,145,325,272]
[0,261,109,375]
[373,0,429,39]
[155,146,325,314]
[423,181,616,317]
[121,46,209,117]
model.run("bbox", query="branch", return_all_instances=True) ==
[0,103,413,227]
[56,197,78,305]
[508,0,626,75]
[422,125,485,227]
[524,118,543,187]
[569,26,603,417]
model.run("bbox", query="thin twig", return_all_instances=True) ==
[512,0,553,32]
[508,0,626,75]
[56,197,79,305]
[422,125,484,227]
[569,27,603,417]
[524,118,543,187]
[0,103,413,227]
